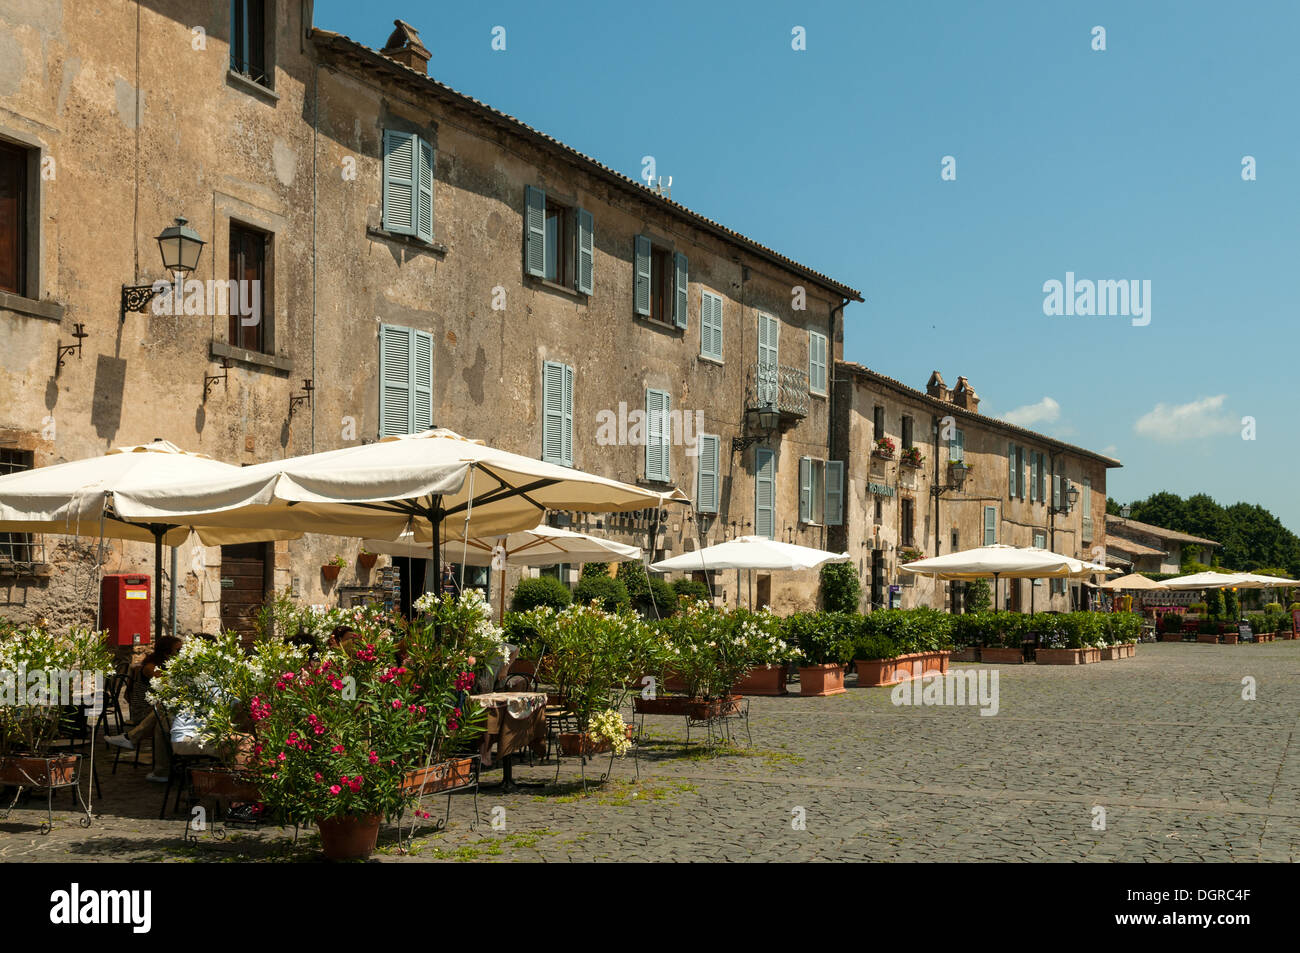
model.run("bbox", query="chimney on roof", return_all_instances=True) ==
[952,376,980,413]
[926,371,951,402]
[380,20,430,74]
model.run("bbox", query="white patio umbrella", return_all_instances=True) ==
[362,523,643,620]
[901,544,1092,611]
[113,429,686,582]
[1100,572,1169,591]
[650,535,849,608]
[1162,571,1250,590]
[1234,572,1300,588]
[0,439,297,640]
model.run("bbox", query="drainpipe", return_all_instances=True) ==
[828,296,849,551]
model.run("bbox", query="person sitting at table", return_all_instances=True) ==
[104,634,184,782]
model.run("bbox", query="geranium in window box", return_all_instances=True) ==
[872,437,896,460]
[900,446,924,468]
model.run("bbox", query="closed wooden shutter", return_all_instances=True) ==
[525,186,546,278]
[575,208,594,294]
[634,235,652,316]
[382,130,417,236]
[696,434,719,513]
[826,461,844,526]
[755,447,775,538]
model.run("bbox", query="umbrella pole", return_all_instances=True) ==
[152,526,165,644]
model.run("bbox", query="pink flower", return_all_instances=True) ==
[331,744,344,753]
[368,751,379,765]
[314,772,323,782]
[329,785,341,795]
[277,752,286,761]
[392,699,403,709]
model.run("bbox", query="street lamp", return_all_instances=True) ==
[1066,485,1080,510]
[121,217,207,321]
[1120,504,1131,518]
[732,403,781,452]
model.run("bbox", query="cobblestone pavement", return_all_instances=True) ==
[4,642,1299,862]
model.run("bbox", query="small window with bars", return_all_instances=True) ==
[0,449,40,563]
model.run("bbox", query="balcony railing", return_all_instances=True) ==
[747,363,808,419]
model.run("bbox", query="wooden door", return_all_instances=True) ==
[220,542,267,643]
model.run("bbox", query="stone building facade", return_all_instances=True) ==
[831,365,1122,612]
[0,4,860,634]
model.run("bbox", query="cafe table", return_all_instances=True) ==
[468,691,548,790]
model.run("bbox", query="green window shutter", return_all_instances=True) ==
[382,130,417,236]
[645,388,670,481]
[809,331,827,394]
[673,252,689,328]
[758,313,779,405]
[634,235,652,316]
[575,208,594,294]
[755,448,776,539]
[379,324,412,436]
[983,506,997,545]
[701,291,723,360]
[412,329,433,431]
[950,429,964,463]
[1030,453,1038,502]
[542,361,566,465]
[1053,472,1061,509]
[562,364,574,467]
[696,434,719,514]
[415,138,434,243]
[826,460,844,526]
[1008,442,1017,498]
[798,456,812,523]
[524,186,546,278]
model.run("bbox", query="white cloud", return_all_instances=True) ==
[1133,395,1237,442]
[1003,396,1060,428]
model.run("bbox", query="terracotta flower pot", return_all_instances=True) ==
[1159,633,1182,642]
[0,754,79,787]
[358,552,378,570]
[1223,633,1239,644]
[798,663,846,696]
[1196,633,1218,644]
[316,814,381,861]
[556,725,636,757]
[321,564,342,582]
[401,757,475,796]
[731,664,788,696]
[980,647,1024,664]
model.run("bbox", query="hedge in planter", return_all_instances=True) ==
[784,612,854,696]
[510,576,573,613]
[851,608,954,686]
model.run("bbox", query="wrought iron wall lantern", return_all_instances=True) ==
[203,358,232,401]
[56,324,88,371]
[1051,484,1081,516]
[732,404,781,453]
[120,218,206,322]
[288,379,314,418]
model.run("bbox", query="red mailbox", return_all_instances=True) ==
[101,574,151,647]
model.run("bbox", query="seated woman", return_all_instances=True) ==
[104,635,183,782]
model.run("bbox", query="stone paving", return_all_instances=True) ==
[3,641,1299,862]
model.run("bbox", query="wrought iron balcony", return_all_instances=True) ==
[747,363,808,420]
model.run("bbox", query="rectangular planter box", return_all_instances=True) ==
[731,664,788,696]
[1035,647,1087,665]
[0,754,80,787]
[634,695,740,721]
[798,663,846,696]
[1196,633,1219,644]
[1223,633,1239,644]
[555,725,636,757]
[1122,643,1137,658]
[190,767,261,801]
[980,647,1024,664]
[853,651,952,686]
[1099,646,1124,660]
[949,647,978,663]
[401,757,476,796]
[1159,633,1182,642]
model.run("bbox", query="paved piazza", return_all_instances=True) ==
[4,642,1299,862]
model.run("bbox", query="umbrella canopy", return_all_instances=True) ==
[113,428,687,543]
[362,523,642,567]
[650,536,850,572]
[898,544,1078,581]
[1022,547,1118,579]
[1162,571,1251,590]
[0,439,299,641]
[0,439,290,546]
[1100,572,1169,591]
[1233,572,1300,588]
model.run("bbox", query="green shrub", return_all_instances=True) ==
[581,562,609,578]
[967,579,992,613]
[1159,612,1184,634]
[819,563,862,614]
[1205,589,1224,619]
[1264,601,1282,613]
[1187,602,1207,616]
[642,577,679,618]
[851,608,954,660]
[1223,588,1238,620]
[616,560,650,603]
[1104,612,1142,644]
[785,612,854,665]
[509,576,572,612]
[671,578,710,602]
[502,611,544,658]
[572,575,630,611]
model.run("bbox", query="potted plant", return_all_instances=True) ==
[1158,612,1184,642]
[0,624,112,798]
[784,612,851,696]
[322,555,346,582]
[729,608,797,696]
[900,446,924,468]
[980,612,1027,664]
[358,548,378,571]
[851,608,954,686]
[872,437,896,460]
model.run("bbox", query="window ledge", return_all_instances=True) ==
[0,291,64,321]
[808,390,828,400]
[635,314,684,332]
[226,69,279,103]
[367,226,447,256]
[211,340,293,372]
[526,275,586,299]
[698,354,724,367]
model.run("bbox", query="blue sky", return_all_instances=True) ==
[314,0,1300,531]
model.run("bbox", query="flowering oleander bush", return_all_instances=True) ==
[0,623,112,758]
[657,602,796,700]
[147,632,305,762]
[783,612,854,665]
[531,602,662,727]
